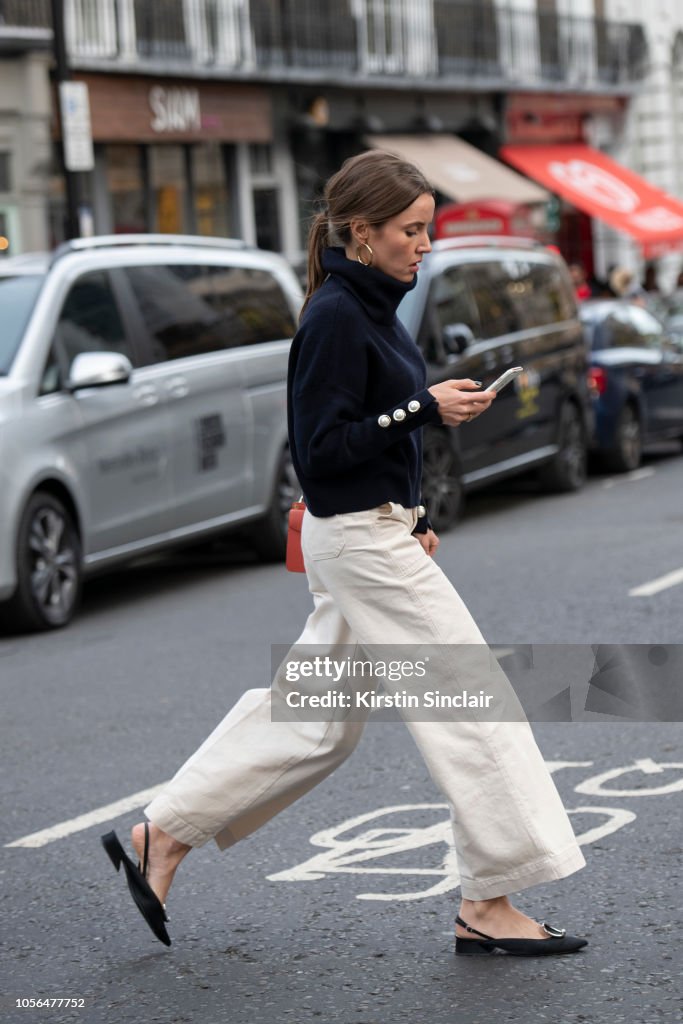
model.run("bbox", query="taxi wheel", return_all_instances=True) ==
[251,445,300,562]
[538,401,587,492]
[6,491,82,631]
[421,428,464,531]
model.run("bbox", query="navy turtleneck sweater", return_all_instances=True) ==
[287,247,442,533]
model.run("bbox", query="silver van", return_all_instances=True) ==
[0,235,303,630]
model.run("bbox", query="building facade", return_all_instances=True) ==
[0,0,664,279]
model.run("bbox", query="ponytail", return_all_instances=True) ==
[300,212,329,320]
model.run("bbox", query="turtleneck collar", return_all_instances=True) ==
[321,247,417,325]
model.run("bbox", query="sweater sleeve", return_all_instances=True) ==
[291,299,442,480]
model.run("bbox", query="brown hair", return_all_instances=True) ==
[301,150,433,317]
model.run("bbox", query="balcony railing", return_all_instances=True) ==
[0,0,648,89]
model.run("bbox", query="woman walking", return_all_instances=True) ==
[102,151,587,956]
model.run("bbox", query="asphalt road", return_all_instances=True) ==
[2,447,682,1024]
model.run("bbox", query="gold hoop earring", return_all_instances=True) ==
[356,242,374,267]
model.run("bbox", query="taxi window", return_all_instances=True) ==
[462,262,521,339]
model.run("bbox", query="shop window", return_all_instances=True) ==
[53,271,133,374]
[149,146,188,234]
[106,145,146,234]
[249,143,274,177]
[192,144,230,237]
[253,188,281,252]
[0,153,11,193]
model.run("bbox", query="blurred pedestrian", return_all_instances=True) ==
[642,263,660,294]
[102,151,588,958]
[609,266,647,306]
[569,262,591,301]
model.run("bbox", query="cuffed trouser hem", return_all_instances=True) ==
[458,843,587,901]
[144,800,215,849]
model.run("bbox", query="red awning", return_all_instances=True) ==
[501,143,683,257]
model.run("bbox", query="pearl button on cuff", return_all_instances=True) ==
[378,414,391,428]
[393,408,406,421]
[417,505,426,517]
[408,400,421,413]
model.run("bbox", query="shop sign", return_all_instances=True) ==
[149,86,201,133]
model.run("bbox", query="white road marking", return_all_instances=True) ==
[602,467,655,489]
[629,566,683,597]
[4,783,165,848]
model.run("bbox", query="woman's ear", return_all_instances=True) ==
[349,218,370,247]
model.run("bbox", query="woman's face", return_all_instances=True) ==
[351,193,435,283]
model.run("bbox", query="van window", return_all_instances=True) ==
[0,274,44,374]
[204,265,295,345]
[53,271,133,374]
[462,262,521,339]
[125,263,295,363]
[124,264,227,363]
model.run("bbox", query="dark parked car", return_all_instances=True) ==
[397,237,592,529]
[579,299,683,471]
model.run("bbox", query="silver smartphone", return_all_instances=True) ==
[486,366,524,393]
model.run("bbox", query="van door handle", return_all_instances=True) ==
[166,376,189,399]
[132,384,159,406]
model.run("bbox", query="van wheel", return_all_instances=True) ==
[5,491,82,631]
[602,403,641,473]
[251,446,300,561]
[421,429,464,531]
[538,401,587,492]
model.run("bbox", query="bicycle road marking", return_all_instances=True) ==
[629,566,683,597]
[4,757,682,858]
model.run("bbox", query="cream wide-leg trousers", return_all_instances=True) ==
[145,502,585,900]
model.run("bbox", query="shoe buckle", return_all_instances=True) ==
[541,922,566,938]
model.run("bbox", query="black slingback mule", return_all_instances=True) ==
[455,914,587,956]
[102,823,171,947]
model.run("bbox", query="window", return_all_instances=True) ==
[0,274,44,374]
[124,264,226,362]
[205,264,295,345]
[431,267,480,334]
[106,145,146,234]
[53,271,133,374]
[126,263,295,361]
[193,144,230,237]
[149,146,188,234]
[0,152,11,193]
[462,262,521,340]
[503,260,577,330]
[594,305,662,350]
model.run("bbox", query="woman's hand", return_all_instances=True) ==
[416,528,439,557]
[427,379,496,427]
